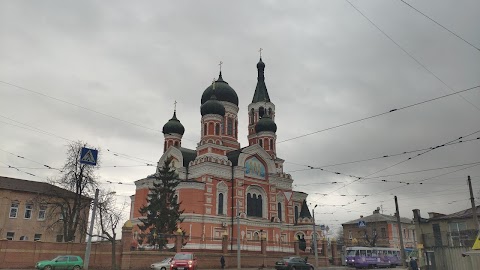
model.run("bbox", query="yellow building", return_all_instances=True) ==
[0,176,90,243]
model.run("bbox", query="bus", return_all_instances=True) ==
[345,246,401,268]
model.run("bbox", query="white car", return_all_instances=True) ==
[151,257,173,270]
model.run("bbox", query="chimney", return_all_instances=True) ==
[412,209,421,224]
[373,207,380,214]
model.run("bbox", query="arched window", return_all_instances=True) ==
[218,193,224,215]
[295,205,299,224]
[250,108,254,124]
[174,141,179,147]
[227,118,233,136]
[204,123,207,136]
[259,107,265,117]
[235,120,238,138]
[217,182,228,215]
[208,122,214,135]
[247,193,252,215]
[268,108,273,116]
[270,139,273,150]
[259,139,263,147]
[164,141,167,151]
[215,123,220,135]
[277,202,282,221]
[246,186,265,218]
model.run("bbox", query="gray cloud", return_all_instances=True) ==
[1,0,479,232]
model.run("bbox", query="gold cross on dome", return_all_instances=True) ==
[174,100,177,111]
[259,48,263,58]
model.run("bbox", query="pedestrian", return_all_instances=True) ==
[409,257,418,270]
[220,255,225,269]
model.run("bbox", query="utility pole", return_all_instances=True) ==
[84,188,99,270]
[394,196,407,267]
[468,176,479,230]
[312,204,319,268]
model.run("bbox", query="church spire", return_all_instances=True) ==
[252,52,270,103]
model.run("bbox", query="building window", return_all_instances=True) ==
[250,109,254,124]
[259,139,263,147]
[432,223,443,247]
[349,231,352,240]
[56,235,64,242]
[294,205,299,224]
[247,193,263,218]
[277,202,282,221]
[259,107,265,117]
[449,222,468,247]
[164,141,167,150]
[34,234,42,241]
[381,228,386,238]
[268,108,273,116]
[20,235,28,241]
[6,232,15,240]
[10,202,19,218]
[215,123,220,135]
[227,118,233,136]
[204,123,207,136]
[235,120,238,138]
[218,193,224,215]
[24,204,33,219]
[270,139,273,150]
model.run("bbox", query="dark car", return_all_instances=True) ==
[35,255,83,270]
[275,256,313,270]
[170,252,197,270]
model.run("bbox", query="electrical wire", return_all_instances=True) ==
[277,84,480,144]
[398,0,480,52]
[286,137,479,173]
[0,80,198,143]
[344,0,480,112]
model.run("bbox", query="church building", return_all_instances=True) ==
[129,57,321,252]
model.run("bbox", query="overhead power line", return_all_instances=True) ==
[398,0,480,52]
[0,114,157,167]
[278,84,480,143]
[310,129,480,204]
[0,80,198,143]
[345,0,480,112]
[286,137,479,174]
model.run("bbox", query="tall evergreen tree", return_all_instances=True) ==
[138,157,184,249]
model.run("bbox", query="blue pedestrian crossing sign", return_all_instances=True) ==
[80,147,98,166]
[358,220,367,228]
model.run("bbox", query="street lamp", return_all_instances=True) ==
[312,204,319,268]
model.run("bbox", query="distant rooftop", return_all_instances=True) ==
[0,175,90,200]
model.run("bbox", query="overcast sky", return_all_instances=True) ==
[1,0,479,234]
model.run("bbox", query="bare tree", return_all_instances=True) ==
[48,141,99,242]
[93,190,126,270]
[336,227,345,247]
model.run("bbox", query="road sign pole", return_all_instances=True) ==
[84,188,99,270]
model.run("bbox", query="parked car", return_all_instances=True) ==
[170,252,197,270]
[151,257,173,270]
[275,256,313,270]
[35,255,83,270]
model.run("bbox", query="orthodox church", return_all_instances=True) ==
[129,57,321,252]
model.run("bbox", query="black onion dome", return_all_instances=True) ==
[255,114,277,133]
[201,72,239,106]
[162,111,185,135]
[201,94,225,116]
